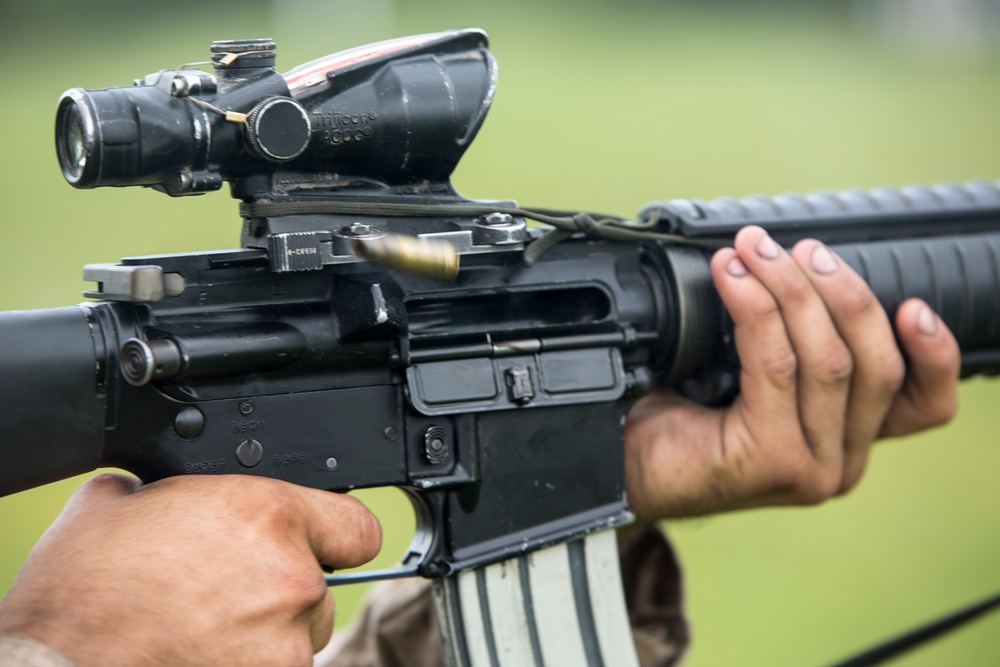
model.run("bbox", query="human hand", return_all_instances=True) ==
[624,225,961,521]
[0,473,380,667]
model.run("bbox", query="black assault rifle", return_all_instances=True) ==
[3,29,1000,666]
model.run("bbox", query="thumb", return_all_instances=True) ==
[62,472,143,514]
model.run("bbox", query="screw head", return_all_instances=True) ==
[422,426,450,465]
[479,212,514,226]
[171,77,190,98]
[347,222,373,236]
[326,457,339,470]
[239,400,255,415]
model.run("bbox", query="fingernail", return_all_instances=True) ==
[917,306,938,337]
[726,257,748,277]
[810,245,838,275]
[756,233,781,259]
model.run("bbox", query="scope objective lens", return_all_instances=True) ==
[55,91,98,187]
[62,105,86,178]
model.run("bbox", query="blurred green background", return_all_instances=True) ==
[2,1,999,665]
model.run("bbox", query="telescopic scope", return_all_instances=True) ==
[53,31,495,198]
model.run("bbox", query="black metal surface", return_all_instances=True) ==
[0,307,107,494]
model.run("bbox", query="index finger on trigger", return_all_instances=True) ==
[293,487,383,570]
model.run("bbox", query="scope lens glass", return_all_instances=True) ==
[62,104,88,178]
[56,96,94,184]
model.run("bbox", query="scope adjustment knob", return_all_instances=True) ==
[244,96,311,162]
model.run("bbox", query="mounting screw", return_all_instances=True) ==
[171,77,190,98]
[239,400,255,415]
[346,222,374,236]
[326,457,339,470]
[422,426,450,465]
[478,212,514,226]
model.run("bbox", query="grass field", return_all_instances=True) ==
[1,2,999,665]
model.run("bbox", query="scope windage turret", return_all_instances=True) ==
[54,29,495,197]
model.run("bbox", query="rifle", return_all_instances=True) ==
[2,29,1000,666]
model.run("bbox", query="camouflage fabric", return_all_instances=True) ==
[0,633,78,667]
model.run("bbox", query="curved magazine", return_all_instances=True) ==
[433,530,639,667]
